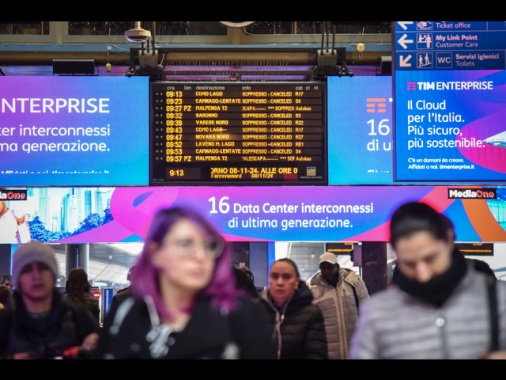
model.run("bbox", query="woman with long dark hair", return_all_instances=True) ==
[64,267,100,323]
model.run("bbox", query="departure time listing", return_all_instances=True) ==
[150,82,327,185]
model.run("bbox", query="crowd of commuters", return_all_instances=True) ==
[0,201,504,360]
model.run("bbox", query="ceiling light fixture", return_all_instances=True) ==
[219,21,255,28]
[125,21,151,43]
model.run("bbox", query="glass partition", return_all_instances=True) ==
[0,21,49,35]
[68,21,227,36]
[0,21,391,37]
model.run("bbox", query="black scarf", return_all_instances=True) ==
[392,248,468,307]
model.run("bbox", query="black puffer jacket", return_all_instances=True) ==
[259,281,328,359]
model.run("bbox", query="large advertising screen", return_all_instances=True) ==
[0,76,150,186]
[2,185,505,244]
[395,70,506,182]
[393,21,506,183]
[328,76,394,184]
[328,73,506,185]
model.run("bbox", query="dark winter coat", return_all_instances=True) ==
[108,286,131,317]
[0,288,100,359]
[94,294,276,359]
[63,291,101,323]
[259,281,328,359]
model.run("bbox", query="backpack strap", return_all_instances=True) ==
[109,297,135,336]
[486,275,499,352]
[351,285,360,312]
[144,296,172,358]
[343,268,360,311]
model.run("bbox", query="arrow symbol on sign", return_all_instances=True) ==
[399,55,412,67]
[397,21,414,30]
[398,34,414,49]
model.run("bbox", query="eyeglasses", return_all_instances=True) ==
[164,238,224,259]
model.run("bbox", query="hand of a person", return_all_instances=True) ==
[81,332,99,351]
[481,350,506,359]
[12,351,34,359]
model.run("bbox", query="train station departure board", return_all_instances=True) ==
[150,81,327,185]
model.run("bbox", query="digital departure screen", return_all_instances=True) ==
[456,242,494,256]
[150,81,327,185]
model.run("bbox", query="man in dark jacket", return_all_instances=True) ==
[0,242,100,359]
[109,265,135,316]
[232,266,259,299]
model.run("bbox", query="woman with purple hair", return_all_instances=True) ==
[94,205,275,359]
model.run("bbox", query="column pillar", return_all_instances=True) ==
[65,243,91,280]
[65,244,79,278]
[360,241,388,296]
[77,243,89,273]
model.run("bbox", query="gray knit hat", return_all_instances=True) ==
[12,242,59,288]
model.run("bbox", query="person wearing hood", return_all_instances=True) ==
[258,257,328,359]
[308,252,369,359]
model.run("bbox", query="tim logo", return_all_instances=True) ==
[406,82,417,91]
[366,98,387,113]
[448,188,496,200]
[0,189,27,201]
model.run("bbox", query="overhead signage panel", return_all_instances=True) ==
[393,21,506,183]
[395,21,506,70]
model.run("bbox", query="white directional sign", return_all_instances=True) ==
[394,21,506,70]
